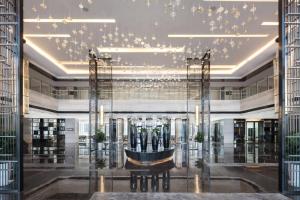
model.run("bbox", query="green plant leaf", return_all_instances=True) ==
[195,131,204,143]
[95,129,106,143]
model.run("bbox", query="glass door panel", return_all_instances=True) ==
[246,122,255,142]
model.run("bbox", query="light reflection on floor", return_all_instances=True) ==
[24,143,279,200]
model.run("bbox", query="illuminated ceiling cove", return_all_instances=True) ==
[24,0,278,79]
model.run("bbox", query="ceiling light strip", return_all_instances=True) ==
[190,65,235,69]
[168,34,269,38]
[24,36,68,73]
[60,61,89,65]
[24,34,71,38]
[97,47,185,53]
[60,62,164,68]
[24,18,116,23]
[203,0,277,2]
[61,62,233,69]
[261,22,279,26]
[231,37,277,72]
[65,69,233,75]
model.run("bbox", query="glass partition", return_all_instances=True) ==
[30,78,42,93]
[268,76,274,90]
[28,74,275,101]
[0,0,22,196]
[246,121,263,143]
[257,78,268,93]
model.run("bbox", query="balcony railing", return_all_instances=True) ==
[29,75,274,100]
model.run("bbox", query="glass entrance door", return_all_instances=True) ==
[246,122,256,142]
[246,121,263,143]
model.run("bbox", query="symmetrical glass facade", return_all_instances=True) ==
[0,0,298,199]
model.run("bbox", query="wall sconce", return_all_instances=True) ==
[100,105,104,126]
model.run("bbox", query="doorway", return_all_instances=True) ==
[246,121,263,143]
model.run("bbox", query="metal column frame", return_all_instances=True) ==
[0,0,23,197]
[201,50,211,163]
[187,50,211,190]
[186,50,211,161]
[88,50,98,164]
[279,0,300,194]
[88,50,112,194]
[88,50,112,162]
[17,0,23,194]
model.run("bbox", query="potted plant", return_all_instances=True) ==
[96,158,106,169]
[95,129,106,150]
[286,132,300,187]
[0,136,15,186]
[195,158,203,169]
[195,131,204,153]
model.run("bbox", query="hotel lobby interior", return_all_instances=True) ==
[0,0,300,199]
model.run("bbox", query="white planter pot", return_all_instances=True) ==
[289,163,300,187]
[197,142,203,151]
[197,142,203,158]
[0,163,10,186]
[98,143,104,150]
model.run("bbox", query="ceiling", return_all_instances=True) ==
[23,0,278,79]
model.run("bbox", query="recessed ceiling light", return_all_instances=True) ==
[60,61,89,65]
[60,62,233,70]
[261,22,278,26]
[97,47,185,53]
[168,34,268,38]
[60,62,164,68]
[190,65,234,69]
[69,69,231,75]
[24,34,71,38]
[65,69,233,75]
[24,18,116,23]
[115,66,164,69]
[203,0,277,2]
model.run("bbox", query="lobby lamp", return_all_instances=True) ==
[99,105,104,127]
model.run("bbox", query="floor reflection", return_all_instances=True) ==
[23,142,279,199]
[210,142,278,164]
[125,160,174,192]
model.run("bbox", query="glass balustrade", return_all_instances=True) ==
[28,75,275,100]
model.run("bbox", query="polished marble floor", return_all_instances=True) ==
[23,143,280,200]
[90,193,290,200]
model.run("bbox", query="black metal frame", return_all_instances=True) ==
[0,0,23,197]
[187,50,211,159]
[279,0,300,194]
[88,50,98,164]
[201,50,211,163]
[88,50,112,193]
[186,50,211,189]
